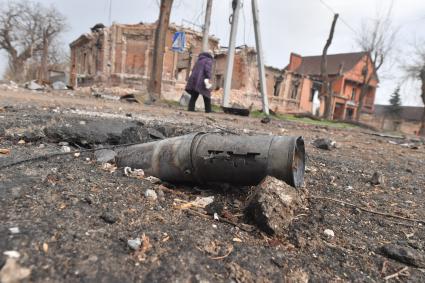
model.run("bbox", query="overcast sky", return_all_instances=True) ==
[1,0,424,106]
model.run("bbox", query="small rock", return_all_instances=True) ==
[370,172,384,186]
[127,238,142,251]
[100,211,118,224]
[146,176,161,184]
[0,258,31,283]
[205,201,224,216]
[345,185,353,191]
[52,81,68,90]
[271,256,286,268]
[192,196,214,208]
[261,117,271,124]
[381,244,425,268]
[58,141,69,146]
[3,251,20,259]
[94,149,117,164]
[144,189,158,201]
[8,227,19,234]
[324,229,335,239]
[312,138,336,150]
[245,176,301,236]
[61,146,71,153]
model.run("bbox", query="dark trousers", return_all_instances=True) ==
[187,90,212,113]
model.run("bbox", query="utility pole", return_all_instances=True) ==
[201,0,213,52]
[148,0,173,103]
[222,0,242,108]
[251,0,269,115]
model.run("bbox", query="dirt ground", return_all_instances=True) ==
[1,89,425,283]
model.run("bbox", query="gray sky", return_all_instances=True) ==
[1,0,424,106]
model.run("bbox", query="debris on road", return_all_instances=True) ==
[117,133,305,188]
[8,227,20,234]
[144,189,158,201]
[192,196,215,208]
[94,149,117,164]
[261,116,271,124]
[381,244,425,268]
[323,229,335,239]
[0,258,31,283]
[100,211,118,224]
[145,176,161,184]
[25,80,44,91]
[3,251,20,259]
[101,163,117,173]
[0,148,10,155]
[52,81,68,90]
[370,172,385,186]
[61,145,71,153]
[245,176,301,236]
[127,238,142,251]
[312,138,336,150]
[222,106,250,116]
[124,167,145,179]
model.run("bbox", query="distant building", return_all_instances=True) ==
[282,52,379,119]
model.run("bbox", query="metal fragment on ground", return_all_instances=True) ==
[116,132,305,188]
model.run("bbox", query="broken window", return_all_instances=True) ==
[309,88,315,102]
[83,53,87,74]
[273,75,283,97]
[215,74,223,90]
[291,79,300,99]
[351,87,356,101]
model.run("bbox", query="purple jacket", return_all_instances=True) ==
[185,52,214,97]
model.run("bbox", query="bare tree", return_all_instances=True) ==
[0,1,67,82]
[355,6,397,121]
[405,44,425,136]
[37,6,67,83]
[320,13,339,120]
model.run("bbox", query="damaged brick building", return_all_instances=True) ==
[283,52,378,119]
[69,22,285,107]
[69,22,219,97]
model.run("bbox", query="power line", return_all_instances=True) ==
[241,0,246,44]
[108,0,112,25]
[318,0,359,36]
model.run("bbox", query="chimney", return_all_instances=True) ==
[288,53,302,71]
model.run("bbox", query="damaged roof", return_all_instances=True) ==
[290,52,368,76]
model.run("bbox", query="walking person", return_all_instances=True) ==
[185,51,214,113]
